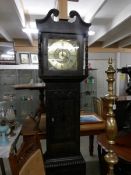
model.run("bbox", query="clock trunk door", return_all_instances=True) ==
[46,82,80,158]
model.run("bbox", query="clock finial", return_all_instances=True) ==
[57,0,68,19]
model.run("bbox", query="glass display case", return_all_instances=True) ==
[0,69,40,122]
[80,69,97,112]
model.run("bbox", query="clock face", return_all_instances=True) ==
[48,39,79,71]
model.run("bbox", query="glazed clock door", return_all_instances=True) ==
[39,33,84,79]
[46,82,80,158]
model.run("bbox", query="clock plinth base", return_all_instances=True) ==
[45,154,86,175]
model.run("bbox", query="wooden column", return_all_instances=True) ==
[57,0,68,19]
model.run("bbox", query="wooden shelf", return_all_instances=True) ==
[13,83,45,90]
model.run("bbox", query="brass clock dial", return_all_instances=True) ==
[48,39,79,70]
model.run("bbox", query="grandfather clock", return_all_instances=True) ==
[36,9,90,175]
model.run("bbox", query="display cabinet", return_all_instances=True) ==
[0,69,40,122]
[80,69,97,112]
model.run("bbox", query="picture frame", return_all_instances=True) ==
[0,42,16,65]
[30,53,38,64]
[19,53,30,64]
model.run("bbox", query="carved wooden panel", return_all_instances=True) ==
[46,82,80,157]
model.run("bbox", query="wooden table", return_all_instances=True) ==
[21,113,105,156]
[97,133,131,175]
[21,113,105,136]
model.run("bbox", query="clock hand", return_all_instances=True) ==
[62,49,64,57]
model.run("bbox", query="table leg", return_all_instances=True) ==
[34,89,45,130]
[97,144,108,175]
[97,144,103,175]
[0,158,6,175]
[89,135,94,156]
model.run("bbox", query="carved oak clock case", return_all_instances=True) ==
[36,9,90,175]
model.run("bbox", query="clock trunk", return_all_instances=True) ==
[46,82,80,158]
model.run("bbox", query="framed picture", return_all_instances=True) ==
[0,42,16,64]
[30,53,38,64]
[19,53,30,64]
